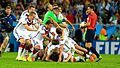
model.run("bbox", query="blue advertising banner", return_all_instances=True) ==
[92,41,120,54]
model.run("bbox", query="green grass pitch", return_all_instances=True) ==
[0,52,120,68]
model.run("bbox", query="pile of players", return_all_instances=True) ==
[14,3,97,62]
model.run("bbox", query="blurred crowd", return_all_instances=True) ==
[0,0,120,24]
[0,0,120,41]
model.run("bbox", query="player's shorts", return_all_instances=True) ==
[13,30,30,41]
[63,28,69,37]
[85,29,95,42]
[62,52,68,61]
[64,37,75,54]
[31,38,43,49]
[66,37,76,49]
[13,30,36,41]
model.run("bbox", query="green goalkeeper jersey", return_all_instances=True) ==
[43,10,62,24]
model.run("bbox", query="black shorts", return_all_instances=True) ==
[85,29,95,42]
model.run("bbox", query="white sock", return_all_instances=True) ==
[17,47,23,57]
[21,49,28,57]
[71,48,75,58]
[75,56,80,61]
[86,54,90,58]
[89,52,92,55]
[29,52,33,57]
[25,50,28,56]
[33,52,38,58]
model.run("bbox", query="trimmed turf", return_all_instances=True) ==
[0,52,120,68]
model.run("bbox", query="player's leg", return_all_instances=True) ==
[0,36,9,53]
[85,30,102,62]
[28,39,43,61]
[27,46,39,62]
[69,38,88,53]
[16,38,25,60]
[42,42,51,61]
[63,52,72,62]
[21,39,32,61]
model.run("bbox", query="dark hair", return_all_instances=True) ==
[56,28,62,34]
[103,25,106,29]
[50,52,59,62]
[6,6,11,9]
[46,20,52,25]
[116,27,120,30]
[88,4,95,10]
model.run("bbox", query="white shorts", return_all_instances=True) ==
[13,30,30,41]
[62,52,68,61]
[63,44,71,52]
[65,37,76,50]
[69,37,77,45]
[31,38,43,49]
[14,29,37,41]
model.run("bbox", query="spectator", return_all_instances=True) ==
[13,9,21,19]
[76,2,84,12]
[66,11,75,24]
[113,27,120,40]
[99,25,108,40]
[109,11,118,25]
[101,8,110,24]
[36,0,46,19]
[111,0,119,13]
[94,35,99,40]
[75,11,83,23]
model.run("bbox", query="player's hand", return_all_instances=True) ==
[80,22,87,28]
[48,16,53,20]
[71,26,75,31]
[84,49,88,53]
[37,18,42,24]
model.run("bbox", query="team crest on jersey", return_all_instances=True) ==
[87,17,89,21]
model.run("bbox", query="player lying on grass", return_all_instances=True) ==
[45,27,64,62]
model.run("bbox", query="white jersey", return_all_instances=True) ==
[32,25,46,41]
[62,52,69,61]
[47,34,65,55]
[49,26,57,39]
[30,25,49,49]
[58,13,70,40]
[14,18,36,31]
[13,18,37,40]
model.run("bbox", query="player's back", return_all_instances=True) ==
[32,25,46,41]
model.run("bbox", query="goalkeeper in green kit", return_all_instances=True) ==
[43,3,62,25]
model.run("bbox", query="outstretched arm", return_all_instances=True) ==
[49,17,60,28]
[58,44,64,62]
